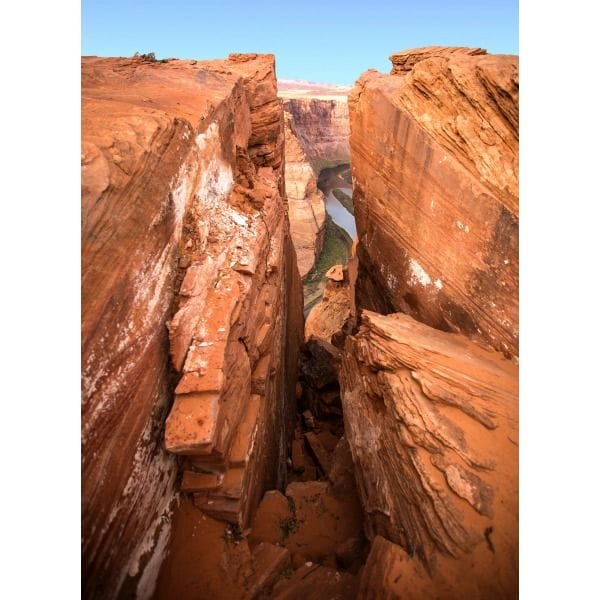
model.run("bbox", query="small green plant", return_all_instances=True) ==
[222,522,244,543]
[279,516,298,539]
[133,51,157,62]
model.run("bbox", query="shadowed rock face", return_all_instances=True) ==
[82,53,302,599]
[82,45,518,600]
[341,311,518,599]
[349,47,518,357]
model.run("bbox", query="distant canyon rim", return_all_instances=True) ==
[82,46,518,599]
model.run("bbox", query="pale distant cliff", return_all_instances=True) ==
[278,80,351,171]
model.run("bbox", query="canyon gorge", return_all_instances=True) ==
[82,45,518,599]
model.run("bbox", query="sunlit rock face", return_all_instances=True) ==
[349,47,519,357]
[341,311,518,599]
[283,111,326,278]
[320,47,520,599]
[82,53,302,599]
[279,80,351,171]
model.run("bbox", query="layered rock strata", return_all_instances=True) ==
[349,47,519,356]
[284,112,326,277]
[82,52,302,599]
[279,81,351,171]
[162,54,303,528]
[341,311,518,598]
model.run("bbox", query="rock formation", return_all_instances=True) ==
[284,112,326,277]
[279,80,351,171]
[82,44,519,600]
[304,263,352,343]
[303,46,521,598]
[82,52,302,599]
[349,46,518,356]
[341,311,518,598]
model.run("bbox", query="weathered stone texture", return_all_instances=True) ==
[82,53,302,599]
[341,311,518,598]
[349,47,518,356]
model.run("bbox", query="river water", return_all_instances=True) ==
[317,165,356,239]
[325,186,355,239]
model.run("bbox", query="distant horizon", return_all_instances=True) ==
[82,0,518,85]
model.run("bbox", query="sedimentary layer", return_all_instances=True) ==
[341,310,518,598]
[279,81,351,171]
[284,111,326,277]
[349,47,519,356]
[82,52,302,599]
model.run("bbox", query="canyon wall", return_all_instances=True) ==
[329,46,520,597]
[284,112,326,277]
[82,53,302,599]
[349,46,519,357]
[279,81,351,171]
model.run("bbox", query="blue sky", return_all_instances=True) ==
[82,0,518,84]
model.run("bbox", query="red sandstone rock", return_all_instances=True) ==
[349,47,518,356]
[248,490,291,547]
[340,310,518,598]
[162,53,304,529]
[284,111,326,277]
[181,471,223,492]
[305,265,352,343]
[357,535,438,599]
[82,53,302,599]
[291,439,306,473]
[153,500,254,600]
[304,431,333,475]
[247,542,292,599]
[326,264,344,282]
[249,480,364,568]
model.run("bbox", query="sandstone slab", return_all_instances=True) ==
[341,311,518,597]
[82,53,302,598]
[349,47,518,356]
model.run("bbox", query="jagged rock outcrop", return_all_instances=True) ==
[340,311,518,598]
[349,47,518,356]
[304,264,352,343]
[279,81,351,171]
[161,55,304,526]
[389,45,487,75]
[82,52,302,599]
[284,112,326,277]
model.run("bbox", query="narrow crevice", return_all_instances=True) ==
[302,162,355,317]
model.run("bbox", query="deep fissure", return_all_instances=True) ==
[83,48,518,599]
